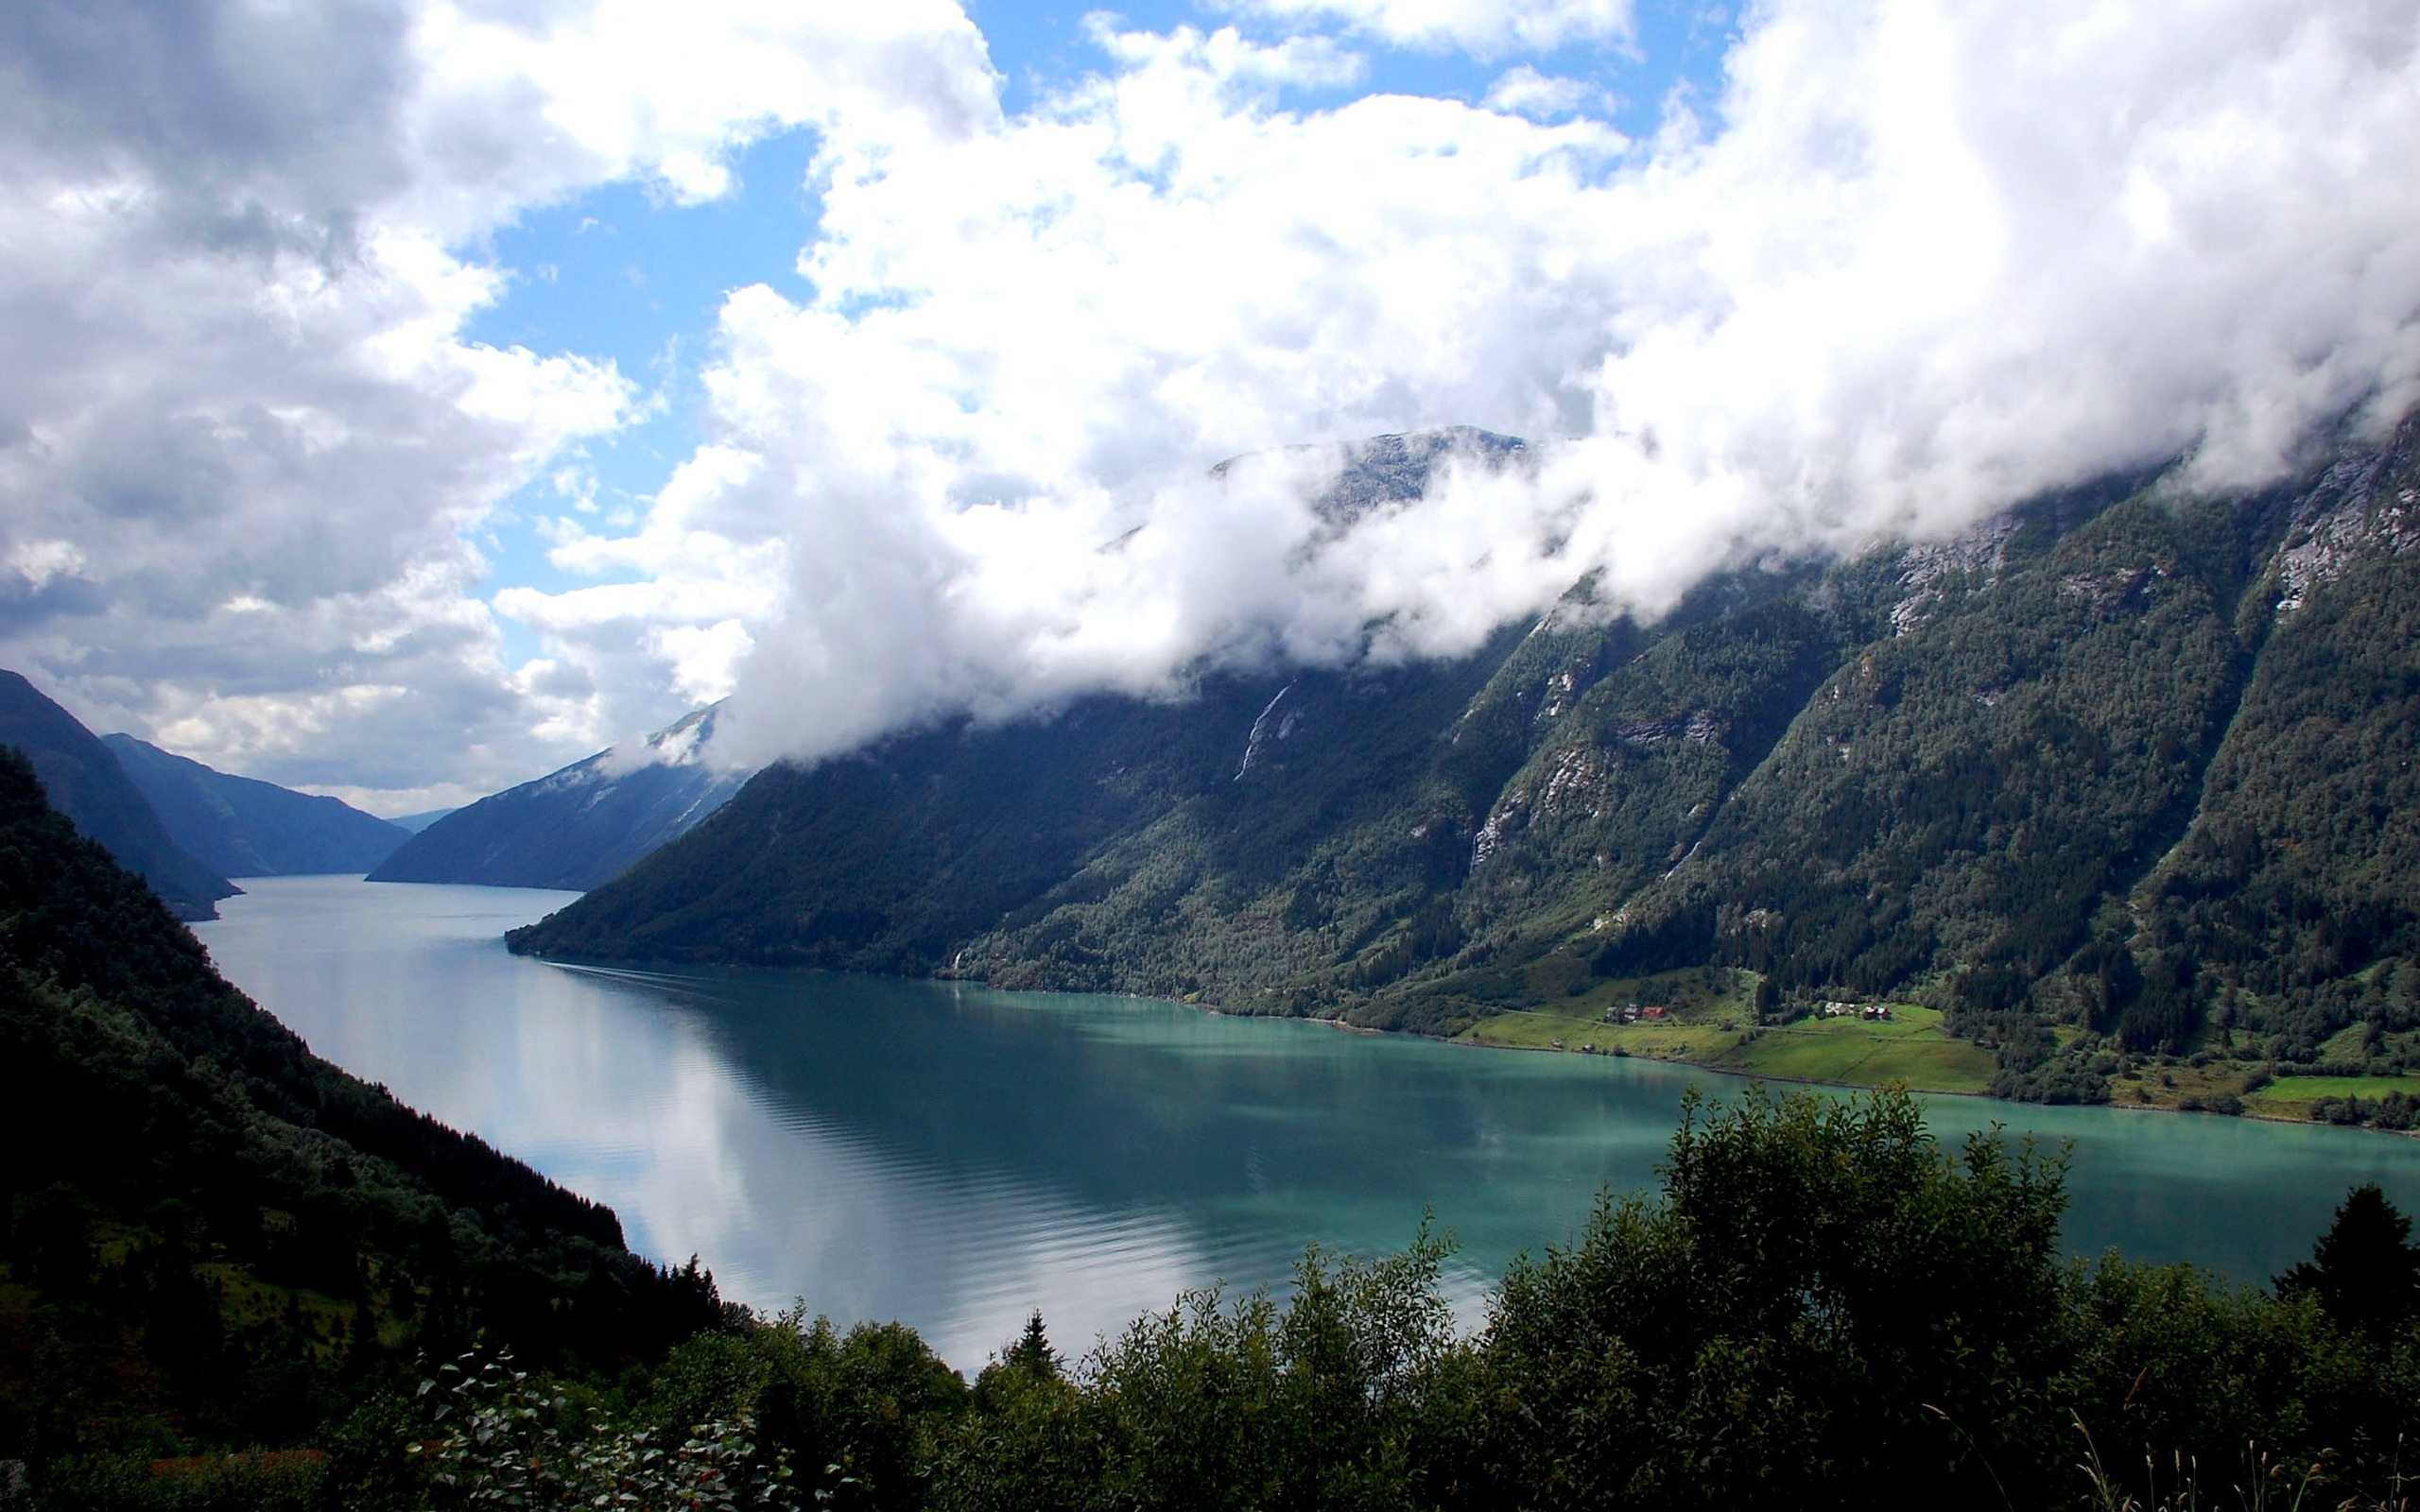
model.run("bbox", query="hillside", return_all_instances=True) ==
[0,742,724,1473]
[5,739,2415,1511]
[104,734,410,877]
[510,419,2420,1117]
[0,671,235,920]
[368,703,748,890]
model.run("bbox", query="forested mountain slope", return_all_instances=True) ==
[0,670,235,920]
[369,702,747,890]
[104,733,410,877]
[511,418,2420,1111]
[0,745,723,1468]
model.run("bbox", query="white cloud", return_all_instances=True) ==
[1484,64,1617,120]
[8,0,2420,804]
[1220,0,1637,58]
[547,0,2415,772]
[0,0,1000,799]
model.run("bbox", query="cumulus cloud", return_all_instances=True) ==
[549,0,2417,771]
[1484,64,1619,120]
[0,0,998,803]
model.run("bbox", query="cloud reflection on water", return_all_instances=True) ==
[200,877,2420,1369]
[204,879,1232,1366]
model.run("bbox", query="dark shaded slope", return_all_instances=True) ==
[370,703,747,890]
[946,562,1877,1027]
[510,676,1302,969]
[104,733,409,876]
[0,669,234,919]
[0,745,724,1463]
[1458,569,1890,918]
[952,630,1536,1002]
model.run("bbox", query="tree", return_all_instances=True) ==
[1001,1313,1060,1379]
[2275,1182,2420,1337]
[1473,1085,2074,1511]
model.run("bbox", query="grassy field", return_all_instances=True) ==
[1440,961,2417,1119]
[1457,1005,1743,1060]
[1454,984,1997,1095]
[1717,1005,1996,1094]
[2242,1074,2420,1119]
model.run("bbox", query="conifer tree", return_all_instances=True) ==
[2275,1182,2420,1337]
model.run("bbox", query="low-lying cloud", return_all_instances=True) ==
[2,0,2416,801]
[685,0,2420,768]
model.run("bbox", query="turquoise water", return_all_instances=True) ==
[199,876,2420,1367]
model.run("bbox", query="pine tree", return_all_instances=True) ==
[2275,1183,2420,1337]
[1002,1311,1059,1378]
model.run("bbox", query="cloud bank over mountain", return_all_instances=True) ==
[685,0,2420,767]
[1,0,2415,799]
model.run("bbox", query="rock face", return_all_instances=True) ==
[369,703,750,891]
[510,418,2420,1105]
[0,669,235,919]
[104,734,410,877]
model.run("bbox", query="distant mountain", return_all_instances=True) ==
[510,420,2420,1114]
[0,669,236,919]
[388,805,457,833]
[369,703,751,890]
[104,733,410,877]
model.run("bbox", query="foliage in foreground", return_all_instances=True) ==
[26,1086,2417,1512]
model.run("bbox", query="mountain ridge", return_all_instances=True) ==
[0,669,236,919]
[368,702,750,890]
[104,732,410,877]
[509,419,2420,1118]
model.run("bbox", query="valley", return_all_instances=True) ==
[9,1,2420,1500]
[201,876,2420,1330]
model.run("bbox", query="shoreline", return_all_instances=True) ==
[1123,981,2420,1139]
[998,970,2420,1140]
[1414,1021,2420,1137]
[520,941,2420,1140]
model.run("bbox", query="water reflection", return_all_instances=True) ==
[199,877,2420,1367]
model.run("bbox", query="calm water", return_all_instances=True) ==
[199,876,2420,1367]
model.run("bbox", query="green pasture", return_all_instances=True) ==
[1455,1004,1742,1061]
[2243,1074,2420,1118]
[1718,1005,1996,1094]
[1454,996,1997,1094]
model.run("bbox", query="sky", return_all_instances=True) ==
[1,0,2415,815]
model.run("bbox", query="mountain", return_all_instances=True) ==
[0,669,236,920]
[0,742,724,1469]
[103,733,410,877]
[387,805,457,833]
[509,419,2420,1114]
[368,702,751,890]
[8,719,2413,1512]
